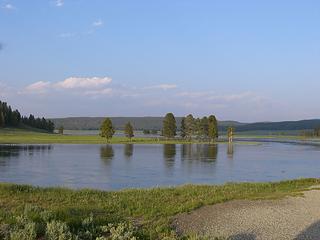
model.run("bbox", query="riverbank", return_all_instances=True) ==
[0,128,312,145]
[0,178,319,239]
[0,128,254,145]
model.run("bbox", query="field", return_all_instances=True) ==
[0,178,319,239]
[0,128,258,145]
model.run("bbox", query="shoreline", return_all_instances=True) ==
[1,128,319,145]
[0,178,318,239]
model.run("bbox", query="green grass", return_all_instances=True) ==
[0,128,205,144]
[1,127,320,145]
[0,128,259,145]
[0,178,319,239]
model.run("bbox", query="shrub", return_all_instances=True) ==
[10,215,37,240]
[98,223,137,240]
[46,220,73,240]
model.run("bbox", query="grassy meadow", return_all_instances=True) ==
[0,178,319,239]
[0,128,312,145]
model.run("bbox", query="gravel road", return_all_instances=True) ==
[174,189,320,240]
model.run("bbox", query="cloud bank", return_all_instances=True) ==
[55,77,112,89]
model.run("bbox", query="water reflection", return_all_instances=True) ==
[163,144,176,160]
[0,145,52,158]
[100,145,114,163]
[181,144,218,161]
[227,143,234,159]
[124,144,134,159]
[163,144,176,169]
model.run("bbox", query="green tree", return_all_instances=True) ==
[208,115,218,142]
[180,117,186,138]
[200,116,209,139]
[194,118,202,139]
[185,114,195,140]
[58,126,64,134]
[0,111,4,128]
[162,113,177,139]
[124,122,134,140]
[100,118,115,142]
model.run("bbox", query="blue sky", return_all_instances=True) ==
[0,0,320,122]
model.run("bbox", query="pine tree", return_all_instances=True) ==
[200,117,209,139]
[185,114,195,140]
[194,118,202,139]
[0,111,4,128]
[58,126,64,134]
[208,115,218,142]
[180,117,186,138]
[124,122,134,140]
[100,118,115,142]
[162,113,177,139]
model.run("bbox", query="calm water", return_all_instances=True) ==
[0,143,320,190]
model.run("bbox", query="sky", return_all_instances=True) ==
[0,0,320,122]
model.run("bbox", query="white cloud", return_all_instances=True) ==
[55,77,112,89]
[25,81,51,93]
[55,0,64,7]
[145,84,177,90]
[2,4,15,10]
[92,20,103,27]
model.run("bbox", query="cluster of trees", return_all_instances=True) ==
[21,115,54,132]
[100,118,134,142]
[162,113,219,141]
[0,101,54,132]
[300,127,320,138]
[100,113,219,142]
[0,101,21,127]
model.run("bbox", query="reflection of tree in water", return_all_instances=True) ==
[163,144,176,160]
[100,145,114,164]
[124,144,133,159]
[227,143,234,159]
[181,144,218,161]
[0,145,52,158]
[163,144,176,170]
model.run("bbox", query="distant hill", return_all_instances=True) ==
[50,117,320,132]
[229,119,320,132]
[50,117,244,130]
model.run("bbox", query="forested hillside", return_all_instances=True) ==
[51,117,320,132]
[50,117,244,130]
[0,101,54,132]
[227,119,320,132]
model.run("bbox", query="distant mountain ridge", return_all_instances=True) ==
[50,117,320,132]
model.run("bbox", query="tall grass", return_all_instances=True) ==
[0,179,318,239]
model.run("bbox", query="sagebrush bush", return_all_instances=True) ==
[46,220,73,240]
[9,215,37,240]
[98,223,137,240]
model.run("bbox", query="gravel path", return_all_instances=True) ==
[173,189,320,240]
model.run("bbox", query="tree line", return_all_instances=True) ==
[163,113,219,141]
[0,101,55,132]
[100,113,219,142]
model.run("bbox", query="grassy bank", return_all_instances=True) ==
[0,128,264,145]
[0,128,208,144]
[0,128,313,145]
[0,178,319,239]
